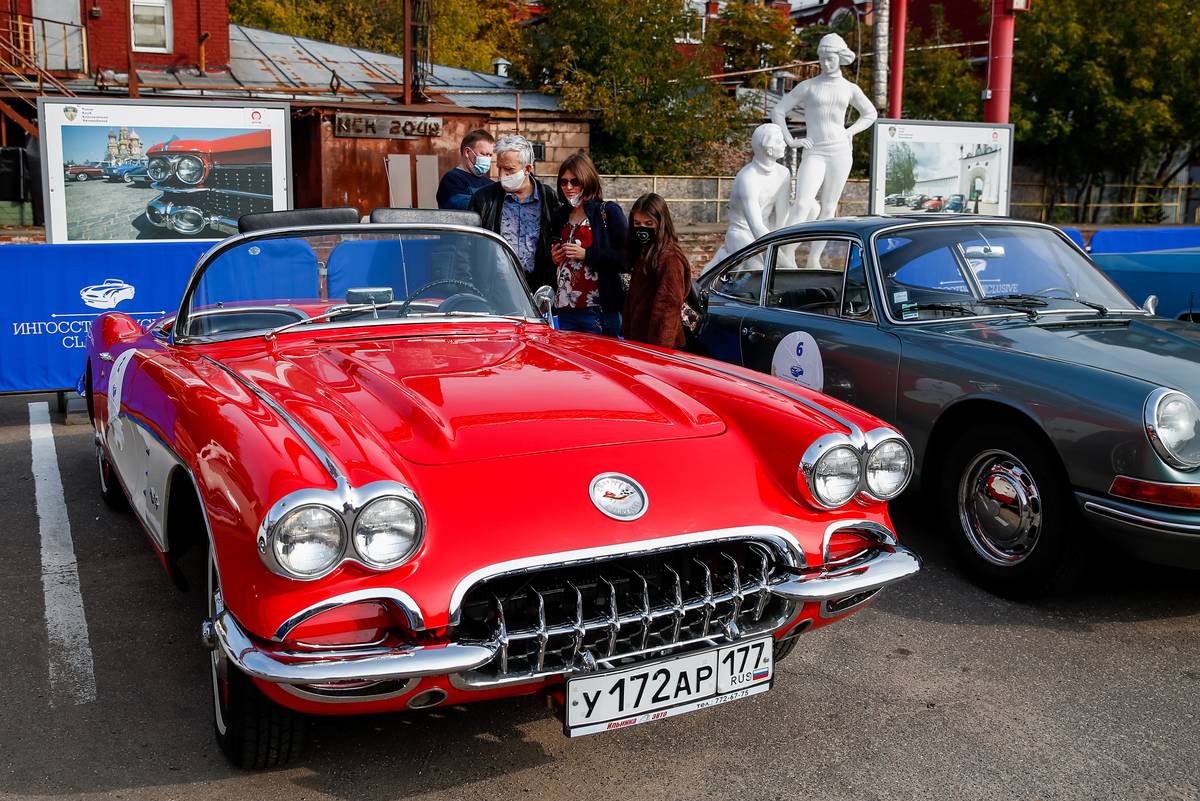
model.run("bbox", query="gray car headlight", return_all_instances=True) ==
[865,438,913,499]
[807,444,862,508]
[272,505,346,577]
[352,497,423,568]
[1146,388,1200,470]
[176,155,206,185]
[147,157,172,182]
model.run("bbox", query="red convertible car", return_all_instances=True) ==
[84,220,919,768]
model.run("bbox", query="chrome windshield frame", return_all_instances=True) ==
[173,223,543,344]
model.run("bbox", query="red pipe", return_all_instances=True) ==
[983,0,1015,123]
[887,0,907,118]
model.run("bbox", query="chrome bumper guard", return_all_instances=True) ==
[207,610,497,685]
[769,524,921,605]
[146,195,238,236]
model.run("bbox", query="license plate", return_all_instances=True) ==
[564,637,774,737]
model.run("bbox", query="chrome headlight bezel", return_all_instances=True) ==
[1145,387,1200,471]
[270,503,347,578]
[146,157,172,182]
[862,433,915,501]
[258,480,426,580]
[352,495,426,569]
[175,154,207,185]
[800,433,865,509]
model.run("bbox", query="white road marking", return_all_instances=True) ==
[29,401,97,706]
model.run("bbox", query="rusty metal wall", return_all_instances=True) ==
[292,108,488,214]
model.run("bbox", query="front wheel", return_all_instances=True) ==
[209,549,306,769]
[75,173,88,182]
[123,172,134,183]
[937,424,1081,599]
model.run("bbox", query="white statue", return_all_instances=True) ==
[708,123,791,267]
[772,33,877,244]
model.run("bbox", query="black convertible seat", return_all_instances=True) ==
[369,208,483,227]
[238,207,361,233]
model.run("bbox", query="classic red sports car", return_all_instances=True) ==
[65,162,106,181]
[144,130,273,236]
[84,219,920,768]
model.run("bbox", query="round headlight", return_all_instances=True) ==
[272,505,345,577]
[146,158,171,182]
[810,445,862,507]
[1148,389,1200,469]
[176,155,206,185]
[353,497,423,568]
[865,439,913,499]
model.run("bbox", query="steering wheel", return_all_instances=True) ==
[397,279,486,317]
[437,292,492,314]
[1033,287,1074,298]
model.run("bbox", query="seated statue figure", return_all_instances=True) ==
[707,123,791,268]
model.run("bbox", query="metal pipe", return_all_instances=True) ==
[873,0,889,110]
[983,0,1015,123]
[402,0,413,106]
[887,0,907,118]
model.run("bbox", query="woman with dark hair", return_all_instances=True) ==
[549,152,628,335]
[622,193,689,349]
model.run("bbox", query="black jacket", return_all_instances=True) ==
[470,179,561,293]
[550,199,629,313]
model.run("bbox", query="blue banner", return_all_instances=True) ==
[0,242,210,392]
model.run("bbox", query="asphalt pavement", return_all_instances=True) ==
[1,391,1197,801]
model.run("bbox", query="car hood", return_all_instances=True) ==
[931,315,1200,397]
[212,328,727,468]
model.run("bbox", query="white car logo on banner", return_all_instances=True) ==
[80,279,136,310]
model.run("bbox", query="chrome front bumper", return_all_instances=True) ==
[146,194,238,236]
[205,610,497,685]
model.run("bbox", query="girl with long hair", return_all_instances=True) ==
[622,193,689,349]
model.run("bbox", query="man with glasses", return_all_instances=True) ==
[469,134,561,293]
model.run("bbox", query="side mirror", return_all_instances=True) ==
[1142,294,1159,315]
[533,285,554,323]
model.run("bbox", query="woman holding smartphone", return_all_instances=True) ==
[549,153,628,336]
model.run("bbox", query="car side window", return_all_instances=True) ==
[711,247,767,303]
[766,239,867,320]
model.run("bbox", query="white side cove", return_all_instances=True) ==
[29,401,97,706]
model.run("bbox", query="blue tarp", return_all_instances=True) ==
[0,242,209,392]
[1092,252,1199,320]
[1090,227,1200,254]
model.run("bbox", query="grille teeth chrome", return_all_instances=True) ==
[456,541,796,685]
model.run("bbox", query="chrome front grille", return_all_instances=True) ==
[456,540,796,685]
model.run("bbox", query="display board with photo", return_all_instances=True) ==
[39,98,291,244]
[869,119,1014,217]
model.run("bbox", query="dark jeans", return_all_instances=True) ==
[556,307,622,337]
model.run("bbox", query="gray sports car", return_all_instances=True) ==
[696,216,1200,597]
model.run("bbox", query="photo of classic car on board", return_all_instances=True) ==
[59,125,273,241]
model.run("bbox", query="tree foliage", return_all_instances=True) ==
[510,0,745,174]
[1011,0,1200,219]
[884,142,918,194]
[228,0,406,55]
[705,2,796,89]
[429,0,520,73]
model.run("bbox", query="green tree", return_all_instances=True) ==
[429,0,520,73]
[705,2,796,89]
[885,142,917,194]
[511,0,745,174]
[899,6,984,123]
[1011,0,1200,221]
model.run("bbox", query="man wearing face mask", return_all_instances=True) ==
[469,134,560,292]
[436,129,495,210]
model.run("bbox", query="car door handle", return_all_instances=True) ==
[741,326,765,343]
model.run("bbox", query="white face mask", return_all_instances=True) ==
[566,193,583,208]
[500,170,527,193]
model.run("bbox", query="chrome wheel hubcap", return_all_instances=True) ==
[957,449,1042,566]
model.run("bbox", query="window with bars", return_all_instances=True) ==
[131,0,172,53]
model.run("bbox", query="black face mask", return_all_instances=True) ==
[631,226,655,246]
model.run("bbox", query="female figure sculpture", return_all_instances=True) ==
[771,33,877,228]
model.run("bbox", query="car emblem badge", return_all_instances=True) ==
[589,473,648,521]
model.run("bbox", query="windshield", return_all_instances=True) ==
[176,227,539,340]
[876,224,1139,322]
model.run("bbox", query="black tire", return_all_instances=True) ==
[76,173,88,182]
[773,634,799,663]
[937,423,1082,599]
[209,551,306,769]
[123,172,134,183]
[97,444,130,512]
